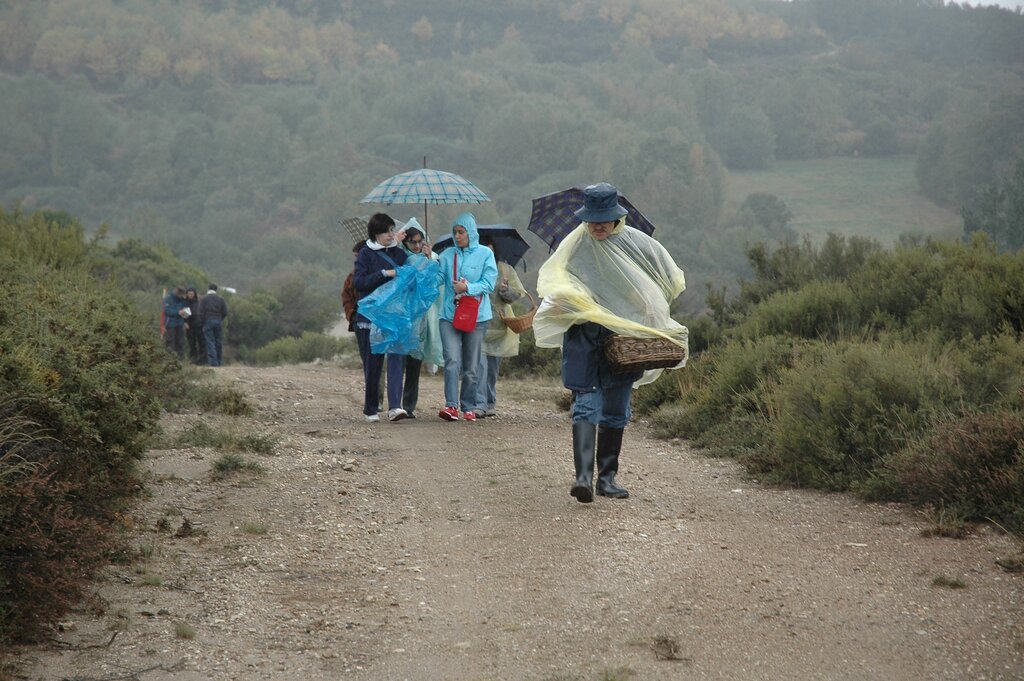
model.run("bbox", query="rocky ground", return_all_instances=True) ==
[11,362,1024,680]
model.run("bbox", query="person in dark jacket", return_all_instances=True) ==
[198,283,229,367]
[353,213,409,423]
[183,286,206,365]
[162,285,189,359]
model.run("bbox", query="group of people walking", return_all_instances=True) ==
[162,284,229,367]
[349,182,689,504]
[347,211,526,424]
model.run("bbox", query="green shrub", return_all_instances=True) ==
[675,336,808,439]
[681,314,722,355]
[732,280,859,341]
[0,259,173,643]
[239,331,352,366]
[503,329,560,378]
[173,422,277,454]
[211,453,264,477]
[951,331,1024,409]
[873,409,1024,533]
[852,238,1024,341]
[729,234,880,319]
[760,341,961,490]
[175,422,234,449]
[634,370,686,417]
[160,366,253,416]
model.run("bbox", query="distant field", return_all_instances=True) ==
[728,156,963,246]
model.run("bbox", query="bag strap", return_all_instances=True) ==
[378,249,398,269]
[453,252,481,300]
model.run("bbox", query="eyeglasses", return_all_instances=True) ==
[407,238,423,245]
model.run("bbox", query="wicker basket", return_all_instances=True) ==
[603,334,686,373]
[500,292,537,334]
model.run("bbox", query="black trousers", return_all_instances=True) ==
[402,356,423,416]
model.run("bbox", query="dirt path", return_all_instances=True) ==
[13,363,1024,680]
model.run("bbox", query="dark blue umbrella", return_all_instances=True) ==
[528,185,655,252]
[432,224,530,271]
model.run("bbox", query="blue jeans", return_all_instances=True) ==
[355,327,403,416]
[203,319,223,366]
[439,319,486,412]
[475,354,501,411]
[571,383,632,429]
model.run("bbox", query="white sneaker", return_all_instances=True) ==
[365,414,380,422]
[388,408,408,422]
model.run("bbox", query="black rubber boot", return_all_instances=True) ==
[596,426,629,498]
[570,421,596,503]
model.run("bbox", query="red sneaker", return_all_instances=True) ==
[439,406,460,421]
[462,410,477,422]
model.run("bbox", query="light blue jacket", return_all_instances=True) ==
[436,212,497,324]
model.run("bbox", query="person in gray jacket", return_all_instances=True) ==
[198,283,229,366]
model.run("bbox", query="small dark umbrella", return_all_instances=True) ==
[432,224,531,271]
[527,185,656,252]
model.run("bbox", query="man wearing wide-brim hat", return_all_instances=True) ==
[533,182,689,503]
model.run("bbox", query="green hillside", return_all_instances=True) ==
[728,157,963,245]
[0,0,1021,315]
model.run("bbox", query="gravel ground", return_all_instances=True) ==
[12,362,1024,681]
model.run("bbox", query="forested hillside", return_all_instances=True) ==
[1,0,1022,316]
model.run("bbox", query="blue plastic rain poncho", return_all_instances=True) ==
[533,217,688,387]
[397,217,444,366]
[358,249,441,356]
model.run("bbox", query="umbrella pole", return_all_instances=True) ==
[422,156,428,235]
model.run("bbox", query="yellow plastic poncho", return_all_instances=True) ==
[533,218,689,387]
[482,261,529,358]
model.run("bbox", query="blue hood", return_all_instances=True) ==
[451,212,480,251]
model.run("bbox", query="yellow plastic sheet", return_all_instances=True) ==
[483,261,529,358]
[534,219,689,386]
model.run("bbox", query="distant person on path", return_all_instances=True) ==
[184,286,206,365]
[533,183,688,503]
[435,212,497,422]
[162,285,189,360]
[474,232,527,418]
[353,213,409,423]
[198,283,229,367]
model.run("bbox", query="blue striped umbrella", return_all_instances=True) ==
[360,168,489,205]
[360,167,489,234]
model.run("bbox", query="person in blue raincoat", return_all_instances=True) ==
[435,212,497,422]
[397,218,441,418]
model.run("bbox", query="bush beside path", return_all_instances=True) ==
[13,363,1023,680]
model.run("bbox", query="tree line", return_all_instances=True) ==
[0,0,1021,319]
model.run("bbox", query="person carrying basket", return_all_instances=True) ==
[533,183,688,503]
